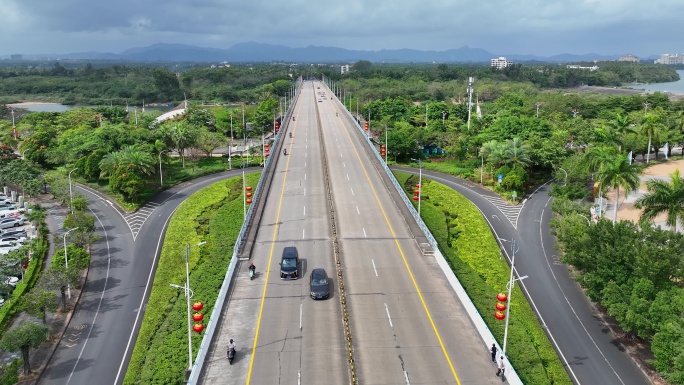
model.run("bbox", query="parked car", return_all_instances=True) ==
[0,241,22,254]
[1,229,27,238]
[309,268,330,300]
[0,217,23,229]
[0,235,26,243]
[0,205,16,211]
[4,276,19,287]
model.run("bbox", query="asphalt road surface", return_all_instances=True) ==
[392,168,650,385]
[199,81,499,384]
[38,170,249,385]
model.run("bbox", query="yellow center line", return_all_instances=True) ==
[339,119,462,384]
[245,89,302,385]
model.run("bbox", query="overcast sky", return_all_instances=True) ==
[1,0,682,57]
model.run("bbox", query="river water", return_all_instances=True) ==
[627,70,684,94]
[7,103,173,113]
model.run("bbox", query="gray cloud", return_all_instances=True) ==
[1,0,683,56]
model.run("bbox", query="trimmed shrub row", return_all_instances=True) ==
[124,173,261,385]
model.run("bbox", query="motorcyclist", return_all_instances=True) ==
[283,148,287,155]
[289,132,292,138]
[228,339,236,351]
[292,116,295,121]
[249,262,256,276]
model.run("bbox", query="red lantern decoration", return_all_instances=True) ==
[364,122,369,131]
[494,311,506,320]
[414,189,420,195]
[496,302,507,311]
[193,324,205,333]
[192,302,204,311]
[381,145,386,149]
[264,143,269,148]
[246,186,253,191]
[192,313,204,322]
[413,196,419,201]
[416,184,421,188]
[496,293,507,302]
[246,199,253,204]
[246,192,253,198]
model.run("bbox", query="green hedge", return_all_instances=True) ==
[124,172,260,385]
[0,224,49,336]
[394,171,572,385]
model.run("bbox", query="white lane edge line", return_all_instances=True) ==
[384,303,393,327]
[114,205,179,384]
[363,228,367,238]
[66,206,113,384]
[356,206,360,215]
[300,303,303,330]
[404,370,410,385]
[539,206,623,385]
[371,259,378,277]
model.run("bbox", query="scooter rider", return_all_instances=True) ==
[249,262,256,276]
[228,339,236,351]
[283,148,287,155]
[289,132,292,138]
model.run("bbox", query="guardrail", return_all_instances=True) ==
[332,90,522,385]
[188,80,303,384]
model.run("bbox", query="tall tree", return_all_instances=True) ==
[18,290,58,325]
[597,155,640,223]
[635,169,684,232]
[640,113,661,163]
[39,265,80,311]
[0,322,49,374]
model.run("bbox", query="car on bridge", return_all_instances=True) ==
[309,268,329,300]
[279,246,299,279]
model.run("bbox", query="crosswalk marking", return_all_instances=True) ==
[481,195,523,229]
[124,202,160,240]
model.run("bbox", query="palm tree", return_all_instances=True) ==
[634,169,684,232]
[480,140,506,167]
[503,138,531,168]
[583,145,617,174]
[596,154,640,223]
[608,113,635,152]
[99,145,155,178]
[640,113,661,163]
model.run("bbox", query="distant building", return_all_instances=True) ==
[10,54,22,61]
[341,65,350,74]
[619,54,640,62]
[655,54,684,65]
[490,57,512,69]
[566,65,599,71]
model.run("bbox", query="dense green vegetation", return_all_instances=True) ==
[394,171,572,384]
[551,196,684,383]
[0,63,299,105]
[124,173,259,385]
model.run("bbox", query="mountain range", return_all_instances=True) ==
[8,42,657,64]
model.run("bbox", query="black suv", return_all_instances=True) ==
[279,246,299,279]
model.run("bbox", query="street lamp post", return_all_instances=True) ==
[170,241,206,380]
[63,227,79,299]
[498,238,527,357]
[68,167,78,213]
[229,113,233,170]
[158,150,167,186]
[411,158,423,216]
[558,167,568,186]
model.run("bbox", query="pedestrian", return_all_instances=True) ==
[496,356,505,378]
[490,343,498,362]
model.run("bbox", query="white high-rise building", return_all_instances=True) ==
[655,54,684,65]
[490,57,512,69]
